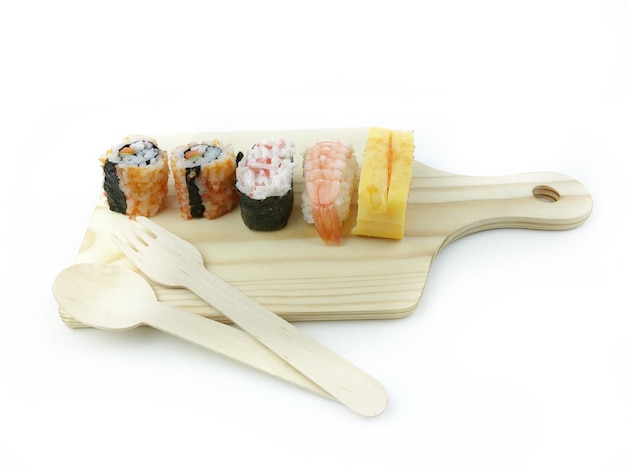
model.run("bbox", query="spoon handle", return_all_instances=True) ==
[185,268,388,417]
[146,303,332,399]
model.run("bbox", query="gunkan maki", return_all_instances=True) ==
[235,138,297,231]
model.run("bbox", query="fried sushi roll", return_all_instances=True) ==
[99,135,169,218]
[301,141,359,245]
[235,138,297,231]
[170,140,238,220]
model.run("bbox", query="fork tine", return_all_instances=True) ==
[133,217,205,265]
[127,222,155,247]
[132,216,187,248]
[134,216,170,239]
[111,230,141,260]
[112,219,203,278]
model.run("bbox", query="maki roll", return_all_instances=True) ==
[99,135,169,218]
[170,140,238,220]
[301,141,359,245]
[235,138,297,231]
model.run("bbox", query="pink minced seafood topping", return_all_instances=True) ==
[235,138,297,200]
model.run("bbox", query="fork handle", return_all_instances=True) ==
[147,302,333,399]
[185,267,388,417]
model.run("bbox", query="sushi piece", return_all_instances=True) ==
[170,140,238,220]
[301,141,359,245]
[99,135,169,218]
[235,138,297,231]
[351,127,414,240]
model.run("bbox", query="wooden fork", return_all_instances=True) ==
[112,216,388,417]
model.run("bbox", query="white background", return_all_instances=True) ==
[1,1,625,469]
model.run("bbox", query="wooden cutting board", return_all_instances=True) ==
[59,128,593,328]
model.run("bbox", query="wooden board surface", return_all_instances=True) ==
[59,128,593,327]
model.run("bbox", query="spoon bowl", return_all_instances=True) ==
[53,263,155,330]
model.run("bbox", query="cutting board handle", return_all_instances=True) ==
[413,167,594,249]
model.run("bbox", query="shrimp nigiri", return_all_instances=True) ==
[301,141,359,245]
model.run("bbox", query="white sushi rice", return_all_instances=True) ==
[107,135,163,166]
[236,138,297,200]
[171,142,224,168]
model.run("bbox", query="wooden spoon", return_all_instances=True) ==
[51,262,333,401]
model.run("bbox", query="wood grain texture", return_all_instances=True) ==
[59,128,592,327]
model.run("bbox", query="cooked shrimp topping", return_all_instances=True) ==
[302,141,358,245]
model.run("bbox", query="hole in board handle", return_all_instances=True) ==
[533,185,560,203]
